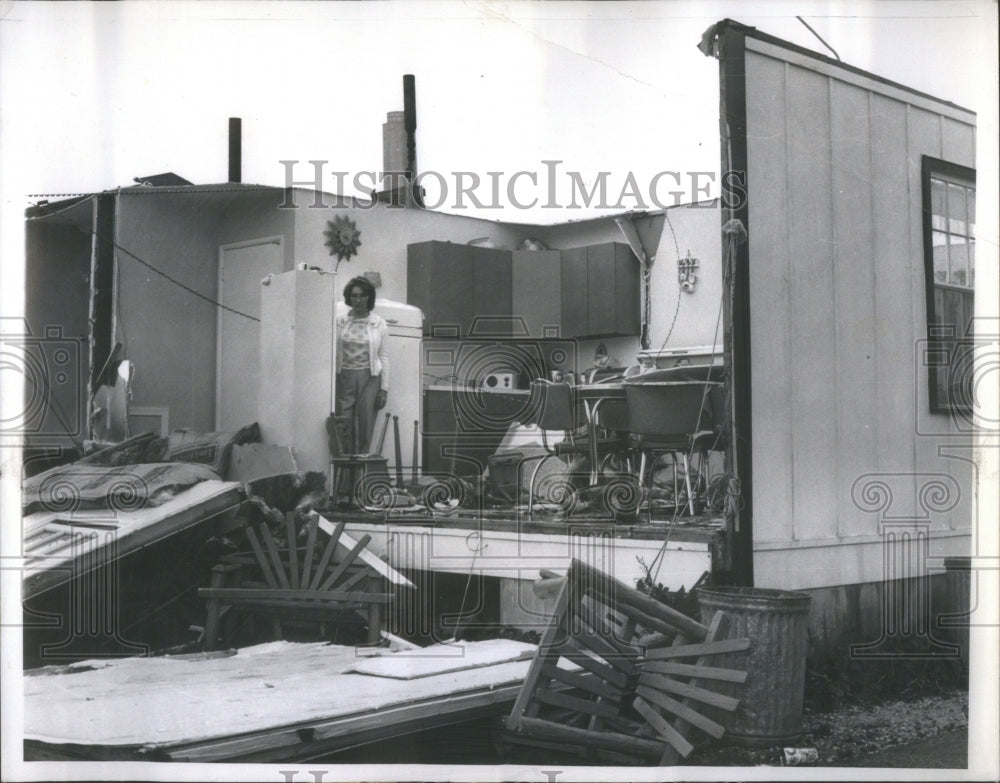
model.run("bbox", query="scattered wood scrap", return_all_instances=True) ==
[504,558,749,765]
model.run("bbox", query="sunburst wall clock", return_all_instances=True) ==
[323,216,362,268]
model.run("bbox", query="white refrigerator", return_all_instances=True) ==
[371,298,423,481]
[257,269,423,479]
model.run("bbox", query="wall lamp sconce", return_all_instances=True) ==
[678,252,699,293]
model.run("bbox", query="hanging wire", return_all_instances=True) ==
[452,530,487,641]
[796,16,841,62]
[655,210,684,353]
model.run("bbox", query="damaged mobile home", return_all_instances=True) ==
[18,19,978,763]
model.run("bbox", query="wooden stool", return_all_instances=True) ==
[330,455,390,508]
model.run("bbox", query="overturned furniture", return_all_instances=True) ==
[504,559,749,765]
[199,513,414,648]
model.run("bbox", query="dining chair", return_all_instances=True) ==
[524,380,632,513]
[624,378,721,516]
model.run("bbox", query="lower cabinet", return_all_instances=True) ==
[423,389,520,477]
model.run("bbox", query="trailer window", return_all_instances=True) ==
[922,157,976,414]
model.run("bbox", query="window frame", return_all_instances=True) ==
[921,155,976,415]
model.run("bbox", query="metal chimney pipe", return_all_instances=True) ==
[403,75,416,179]
[228,117,242,183]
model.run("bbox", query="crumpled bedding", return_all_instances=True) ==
[22,462,222,515]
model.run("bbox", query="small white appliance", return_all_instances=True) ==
[481,372,515,391]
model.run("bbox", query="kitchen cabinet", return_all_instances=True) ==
[408,240,639,341]
[469,245,513,336]
[512,250,562,337]
[407,241,512,337]
[407,241,473,338]
[561,242,640,338]
[560,246,589,338]
[423,388,524,477]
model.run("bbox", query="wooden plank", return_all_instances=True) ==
[198,588,392,603]
[635,685,725,739]
[578,595,642,655]
[318,516,415,587]
[540,663,622,702]
[633,696,694,758]
[258,523,290,589]
[300,514,319,588]
[583,589,688,642]
[641,661,747,683]
[575,559,708,640]
[558,639,628,689]
[25,530,66,548]
[658,611,733,766]
[568,622,638,676]
[317,533,371,591]
[643,637,750,660]
[507,576,569,731]
[337,567,370,593]
[310,519,344,590]
[245,527,278,589]
[517,716,662,758]
[284,512,299,589]
[208,600,372,617]
[533,688,622,721]
[637,673,739,712]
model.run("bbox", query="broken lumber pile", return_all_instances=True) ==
[504,559,749,765]
[199,512,414,649]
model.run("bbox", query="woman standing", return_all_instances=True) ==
[335,276,389,453]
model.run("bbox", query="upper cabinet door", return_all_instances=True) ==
[608,242,641,335]
[560,246,589,338]
[563,242,640,338]
[470,245,513,337]
[512,249,562,337]
[407,241,475,337]
[409,240,639,340]
[586,243,618,337]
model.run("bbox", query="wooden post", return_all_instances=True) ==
[203,563,239,651]
[366,574,383,645]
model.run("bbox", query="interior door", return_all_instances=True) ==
[216,237,283,431]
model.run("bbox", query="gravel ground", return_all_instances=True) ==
[688,689,969,767]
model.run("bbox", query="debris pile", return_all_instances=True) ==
[503,559,749,765]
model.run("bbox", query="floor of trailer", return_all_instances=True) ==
[22,639,545,763]
[329,506,725,590]
[332,505,724,539]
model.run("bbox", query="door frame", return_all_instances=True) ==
[215,235,284,430]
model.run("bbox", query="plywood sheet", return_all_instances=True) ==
[23,640,537,748]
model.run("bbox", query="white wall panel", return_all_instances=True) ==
[741,44,975,585]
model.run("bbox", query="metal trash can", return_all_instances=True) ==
[696,586,812,747]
